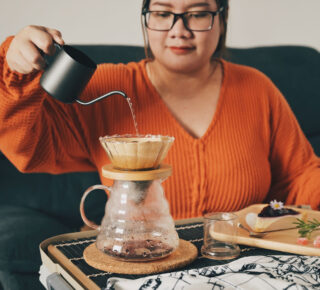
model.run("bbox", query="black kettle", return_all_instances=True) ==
[40,44,127,105]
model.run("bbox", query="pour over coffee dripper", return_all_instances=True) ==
[100,134,175,202]
[80,135,179,262]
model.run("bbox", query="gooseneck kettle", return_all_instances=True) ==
[40,44,127,104]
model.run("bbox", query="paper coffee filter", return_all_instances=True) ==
[99,134,174,170]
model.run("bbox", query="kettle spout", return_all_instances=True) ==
[76,90,128,106]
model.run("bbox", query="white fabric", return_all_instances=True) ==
[105,255,320,290]
[39,264,51,289]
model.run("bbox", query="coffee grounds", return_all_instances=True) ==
[103,239,173,261]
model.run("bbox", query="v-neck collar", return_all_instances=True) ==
[140,59,228,143]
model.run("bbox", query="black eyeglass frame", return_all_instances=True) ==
[142,6,224,32]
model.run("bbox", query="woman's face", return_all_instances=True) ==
[147,0,222,74]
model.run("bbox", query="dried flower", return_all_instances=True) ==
[313,237,320,248]
[270,200,284,210]
[297,237,308,245]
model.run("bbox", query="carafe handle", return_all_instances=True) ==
[80,184,111,230]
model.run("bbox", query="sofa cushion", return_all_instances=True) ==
[0,154,103,229]
[76,44,145,64]
[0,271,43,290]
[0,205,72,273]
[225,46,320,156]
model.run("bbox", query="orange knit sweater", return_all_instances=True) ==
[1,37,319,218]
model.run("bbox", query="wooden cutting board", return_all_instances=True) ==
[212,204,320,256]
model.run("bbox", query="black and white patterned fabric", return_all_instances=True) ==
[105,255,320,290]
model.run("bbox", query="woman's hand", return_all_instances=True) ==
[6,25,64,74]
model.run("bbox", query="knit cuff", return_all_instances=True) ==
[1,36,41,93]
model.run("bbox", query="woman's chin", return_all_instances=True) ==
[164,61,203,74]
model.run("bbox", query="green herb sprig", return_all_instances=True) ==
[293,218,320,239]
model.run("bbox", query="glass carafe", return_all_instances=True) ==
[80,165,179,261]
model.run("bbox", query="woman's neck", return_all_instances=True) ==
[146,60,220,100]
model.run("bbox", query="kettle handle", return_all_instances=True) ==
[80,184,111,230]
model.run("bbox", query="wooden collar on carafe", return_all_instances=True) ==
[102,164,172,181]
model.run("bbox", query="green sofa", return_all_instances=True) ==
[0,44,319,289]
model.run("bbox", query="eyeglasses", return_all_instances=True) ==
[142,7,224,32]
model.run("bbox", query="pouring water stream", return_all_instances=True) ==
[75,90,139,136]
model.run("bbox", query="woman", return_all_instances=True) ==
[0,0,319,219]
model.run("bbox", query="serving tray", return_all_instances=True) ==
[232,204,320,256]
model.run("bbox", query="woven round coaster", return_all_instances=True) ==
[83,239,198,275]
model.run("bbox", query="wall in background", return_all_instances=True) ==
[227,0,320,50]
[0,0,143,45]
[1,0,319,51]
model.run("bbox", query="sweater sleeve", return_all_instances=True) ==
[266,82,320,210]
[0,36,96,174]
